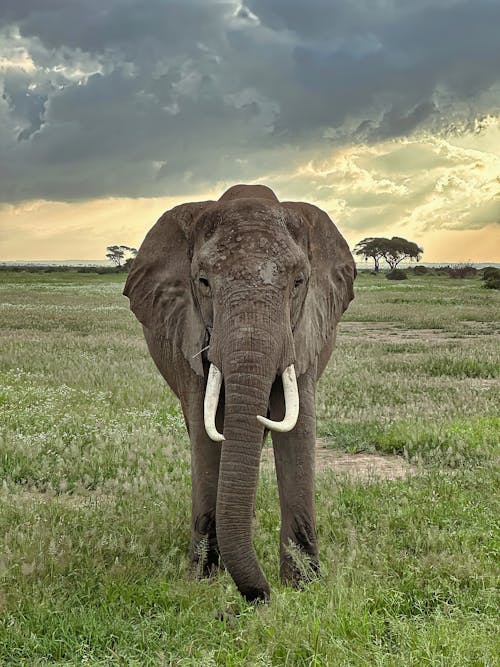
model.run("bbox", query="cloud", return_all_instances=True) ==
[0,0,499,204]
[265,120,500,236]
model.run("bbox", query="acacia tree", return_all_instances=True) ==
[106,245,137,269]
[354,236,423,271]
[353,237,387,272]
[383,237,423,269]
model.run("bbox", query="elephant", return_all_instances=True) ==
[123,184,355,602]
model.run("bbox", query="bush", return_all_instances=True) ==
[448,264,477,278]
[433,265,451,276]
[413,265,428,275]
[386,269,407,280]
[481,267,500,281]
[0,264,109,274]
[96,267,118,274]
[43,266,72,273]
[484,274,500,290]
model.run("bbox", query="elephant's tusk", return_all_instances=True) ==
[257,364,299,433]
[204,364,225,442]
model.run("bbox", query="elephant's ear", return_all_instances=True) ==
[123,201,213,376]
[283,202,356,377]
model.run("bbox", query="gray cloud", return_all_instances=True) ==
[0,0,499,202]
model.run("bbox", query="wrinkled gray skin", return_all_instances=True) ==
[124,184,355,602]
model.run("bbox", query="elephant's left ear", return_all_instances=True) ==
[283,202,356,377]
[123,201,213,376]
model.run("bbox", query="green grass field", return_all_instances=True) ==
[0,271,499,665]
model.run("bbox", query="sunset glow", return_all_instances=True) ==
[1,2,499,262]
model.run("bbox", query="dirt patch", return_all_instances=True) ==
[3,445,417,508]
[338,321,497,344]
[261,439,417,483]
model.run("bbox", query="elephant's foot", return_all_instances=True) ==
[190,510,223,578]
[280,515,319,586]
[234,576,271,604]
[280,540,320,587]
[190,543,223,578]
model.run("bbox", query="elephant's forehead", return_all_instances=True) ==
[201,229,301,285]
[218,233,293,259]
[214,221,298,260]
[219,257,281,288]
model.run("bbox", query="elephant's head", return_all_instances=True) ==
[124,184,355,600]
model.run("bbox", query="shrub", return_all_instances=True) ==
[432,265,452,276]
[481,267,500,281]
[96,267,118,274]
[413,265,428,275]
[448,264,477,278]
[484,274,500,290]
[386,269,407,280]
[43,266,71,273]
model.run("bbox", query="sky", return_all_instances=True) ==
[0,0,499,262]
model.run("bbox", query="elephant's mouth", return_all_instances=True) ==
[203,362,299,442]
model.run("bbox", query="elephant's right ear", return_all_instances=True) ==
[283,201,356,377]
[123,201,213,376]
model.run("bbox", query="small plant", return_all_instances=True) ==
[386,269,407,280]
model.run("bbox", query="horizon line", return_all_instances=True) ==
[1,259,499,265]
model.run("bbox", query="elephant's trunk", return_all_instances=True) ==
[216,370,272,601]
[213,308,294,601]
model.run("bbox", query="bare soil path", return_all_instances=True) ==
[338,320,498,343]
[262,439,417,482]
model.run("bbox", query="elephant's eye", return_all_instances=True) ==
[198,276,211,295]
[293,274,305,290]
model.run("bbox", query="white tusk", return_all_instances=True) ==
[204,364,225,442]
[257,364,299,433]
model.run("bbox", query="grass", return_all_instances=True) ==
[0,270,499,665]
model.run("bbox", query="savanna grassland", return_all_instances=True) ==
[0,270,498,666]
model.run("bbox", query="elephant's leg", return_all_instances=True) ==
[182,377,224,578]
[145,334,224,577]
[269,368,319,586]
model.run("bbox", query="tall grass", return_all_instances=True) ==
[0,271,498,665]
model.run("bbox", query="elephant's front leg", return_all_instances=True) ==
[270,368,319,585]
[183,379,223,578]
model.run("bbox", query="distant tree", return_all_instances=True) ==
[353,237,386,272]
[106,245,125,267]
[382,237,423,270]
[354,236,423,271]
[106,245,137,270]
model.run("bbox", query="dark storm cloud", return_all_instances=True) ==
[0,0,499,202]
